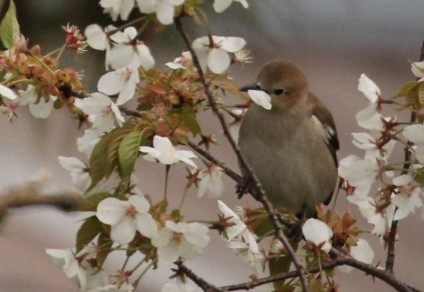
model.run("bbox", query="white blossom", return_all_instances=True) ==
[165,51,192,70]
[58,156,91,192]
[74,93,124,132]
[391,174,422,221]
[192,35,246,74]
[77,128,103,157]
[213,0,248,13]
[340,238,375,273]
[100,0,135,21]
[302,218,333,252]
[18,85,57,119]
[85,24,110,51]
[152,220,209,265]
[411,61,424,81]
[137,0,185,25]
[139,135,197,168]
[0,83,18,100]
[97,64,140,105]
[198,166,224,199]
[351,132,396,161]
[96,195,158,244]
[107,27,155,70]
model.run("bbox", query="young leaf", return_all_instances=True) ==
[97,231,113,267]
[83,192,112,211]
[0,0,20,49]
[87,134,111,191]
[76,216,102,252]
[118,130,144,182]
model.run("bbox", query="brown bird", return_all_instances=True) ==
[238,59,339,218]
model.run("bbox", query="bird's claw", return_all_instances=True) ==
[236,175,254,199]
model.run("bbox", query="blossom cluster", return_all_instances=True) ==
[338,64,424,238]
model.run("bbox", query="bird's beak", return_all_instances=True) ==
[240,82,259,92]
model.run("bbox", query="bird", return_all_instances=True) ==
[238,59,339,218]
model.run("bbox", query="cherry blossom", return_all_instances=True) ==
[46,248,108,291]
[97,64,140,105]
[58,156,91,192]
[356,74,384,131]
[347,195,389,236]
[340,238,375,273]
[302,218,333,253]
[192,35,246,74]
[411,61,424,81]
[0,83,18,100]
[100,0,135,21]
[107,27,155,70]
[74,93,124,132]
[137,0,185,25]
[351,132,396,161]
[18,85,57,119]
[96,194,158,244]
[391,174,423,221]
[228,109,245,143]
[217,201,264,273]
[213,0,249,13]
[338,155,380,198]
[151,220,210,265]
[85,24,110,51]
[165,51,192,70]
[198,166,224,199]
[139,135,198,168]
[247,89,272,110]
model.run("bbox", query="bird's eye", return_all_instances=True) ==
[273,88,285,95]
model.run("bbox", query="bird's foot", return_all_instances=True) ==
[236,175,255,199]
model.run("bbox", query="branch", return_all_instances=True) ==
[385,39,424,273]
[177,261,222,292]
[174,16,309,291]
[220,249,422,292]
[0,186,84,221]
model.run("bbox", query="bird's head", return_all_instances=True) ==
[241,59,309,109]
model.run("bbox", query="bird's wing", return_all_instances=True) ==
[307,93,339,166]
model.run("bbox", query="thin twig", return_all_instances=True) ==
[385,39,424,273]
[177,261,222,292]
[174,16,308,291]
[187,141,242,183]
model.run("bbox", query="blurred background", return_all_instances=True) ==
[1,0,423,291]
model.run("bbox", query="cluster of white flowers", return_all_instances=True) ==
[217,201,265,275]
[338,65,424,238]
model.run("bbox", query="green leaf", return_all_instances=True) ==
[87,122,139,191]
[83,192,112,211]
[118,130,144,182]
[414,167,424,185]
[0,0,20,49]
[76,216,102,252]
[87,135,110,191]
[97,231,113,267]
[393,81,417,98]
[174,106,201,136]
[207,73,246,99]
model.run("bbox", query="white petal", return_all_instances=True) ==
[58,156,85,171]
[302,218,333,251]
[135,213,158,238]
[358,74,380,103]
[84,24,108,51]
[29,98,54,119]
[403,124,424,143]
[136,44,155,69]
[137,0,157,13]
[207,48,230,74]
[96,198,127,225]
[392,174,412,186]
[247,89,272,110]
[350,238,374,264]
[355,103,383,131]
[128,194,150,213]
[213,0,233,12]
[156,1,174,25]
[111,216,136,244]
[411,61,424,79]
[108,44,134,69]
[97,71,125,95]
[220,37,246,53]
[0,84,18,100]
